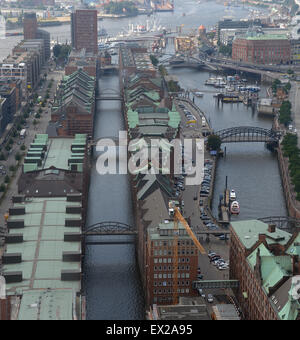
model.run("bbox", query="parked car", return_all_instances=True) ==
[207,294,214,303]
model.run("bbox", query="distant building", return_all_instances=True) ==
[21,0,55,6]
[0,83,16,132]
[23,13,51,60]
[216,18,262,41]
[148,297,211,320]
[232,33,291,65]
[65,49,98,77]
[291,39,300,65]
[51,69,96,137]
[230,220,300,320]
[211,304,240,320]
[119,45,156,78]
[23,13,38,40]
[71,10,98,55]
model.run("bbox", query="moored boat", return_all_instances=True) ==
[230,201,240,215]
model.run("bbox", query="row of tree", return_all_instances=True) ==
[281,133,300,201]
[279,100,292,126]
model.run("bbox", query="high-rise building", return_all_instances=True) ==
[23,13,50,60]
[71,10,98,55]
[23,13,38,40]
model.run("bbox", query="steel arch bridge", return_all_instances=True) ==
[96,88,123,101]
[214,126,281,144]
[258,216,300,230]
[83,221,137,236]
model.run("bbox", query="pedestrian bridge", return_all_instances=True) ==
[83,221,137,236]
[214,126,281,144]
[193,280,239,290]
[96,88,123,101]
[258,216,300,230]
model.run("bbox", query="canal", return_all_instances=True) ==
[83,74,145,320]
[168,67,287,220]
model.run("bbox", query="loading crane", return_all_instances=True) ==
[169,201,206,305]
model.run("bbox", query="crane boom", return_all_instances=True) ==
[174,207,206,255]
[170,202,206,305]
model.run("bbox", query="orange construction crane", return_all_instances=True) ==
[169,202,206,305]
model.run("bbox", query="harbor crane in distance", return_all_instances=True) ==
[168,201,206,305]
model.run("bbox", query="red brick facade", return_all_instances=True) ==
[71,10,98,55]
[145,235,198,307]
[232,37,291,65]
[229,226,279,320]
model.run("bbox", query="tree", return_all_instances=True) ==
[150,55,159,67]
[4,176,10,184]
[9,165,15,172]
[0,184,6,192]
[15,153,21,161]
[207,135,222,151]
[20,144,26,151]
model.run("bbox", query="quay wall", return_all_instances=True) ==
[277,145,300,219]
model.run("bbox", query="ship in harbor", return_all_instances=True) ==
[230,201,240,215]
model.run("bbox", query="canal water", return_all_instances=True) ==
[167,67,287,220]
[84,75,145,320]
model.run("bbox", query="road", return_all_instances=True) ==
[0,64,64,258]
[289,81,300,148]
[174,96,233,308]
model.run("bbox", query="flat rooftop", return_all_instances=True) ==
[3,196,82,294]
[24,134,86,173]
[17,289,74,320]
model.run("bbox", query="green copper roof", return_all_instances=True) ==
[231,220,291,249]
[17,289,74,320]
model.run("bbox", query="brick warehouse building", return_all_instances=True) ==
[230,220,300,320]
[71,10,98,55]
[232,33,291,65]
[146,221,199,306]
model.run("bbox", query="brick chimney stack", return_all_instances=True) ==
[268,224,276,233]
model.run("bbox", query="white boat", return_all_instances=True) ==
[194,92,204,97]
[230,201,240,215]
[205,77,217,86]
[230,189,236,201]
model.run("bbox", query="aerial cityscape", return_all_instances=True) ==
[0,0,299,322]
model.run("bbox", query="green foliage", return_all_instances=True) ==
[279,100,292,126]
[281,133,300,201]
[272,79,281,94]
[207,134,222,151]
[104,1,138,16]
[53,44,71,61]
[167,80,179,93]
[159,65,168,76]
[219,44,232,57]
[150,55,159,67]
[0,184,5,192]
[4,175,10,184]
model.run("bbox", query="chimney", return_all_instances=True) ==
[0,276,10,320]
[268,224,276,233]
[292,255,300,275]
